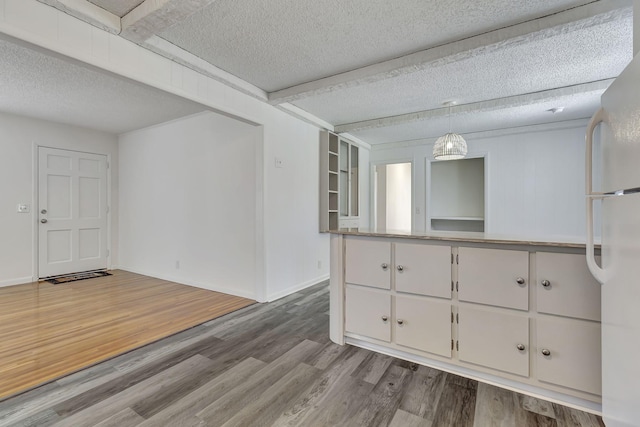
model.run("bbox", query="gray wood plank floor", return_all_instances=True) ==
[0,282,605,427]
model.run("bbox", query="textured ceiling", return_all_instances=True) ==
[349,92,603,144]
[292,16,632,126]
[160,0,594,92]
[0,38,206,134]
[19,0,637,145]
[86,0,144,17]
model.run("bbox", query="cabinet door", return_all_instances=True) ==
[345,286,391,342]
[458,247,529,310]
[537,316,601,395]
[395,296,451,357]
[345,238,391,289]
[536,252,601,321]
[395,243,451,298]
[458,305,529,377]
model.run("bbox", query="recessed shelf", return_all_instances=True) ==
[431,216,484,221]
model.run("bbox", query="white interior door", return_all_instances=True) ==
[38,147,108,278]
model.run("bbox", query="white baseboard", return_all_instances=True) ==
[266,274,330,302]
[116,266,257,300]
[0,276,35,288]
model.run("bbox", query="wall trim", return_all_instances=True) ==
[266,274,329,302]
[117,266,257,300]
[0,276,35,288]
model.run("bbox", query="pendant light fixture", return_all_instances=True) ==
[433,101,467,160]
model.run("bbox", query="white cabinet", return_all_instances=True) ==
[457,305,530,377]
[395,243,451,298]
[345,238,390,289]
[458,247,529,310]
[395,296,451,357]
[537,316,601,395]
[536,252,601,321]
[345,286,390,342]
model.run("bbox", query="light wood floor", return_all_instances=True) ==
[0,270,254,401]
[0,282,604,426]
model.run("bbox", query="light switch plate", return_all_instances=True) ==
[17,204,30,213]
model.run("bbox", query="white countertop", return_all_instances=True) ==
[329,228,599,249]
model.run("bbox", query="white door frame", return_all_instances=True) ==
[369,157,415,230]
[33,144,112,280]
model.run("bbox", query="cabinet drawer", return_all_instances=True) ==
[395,296,451,357]
[395,243,451,298]
[458,247,529,310]
[345,238,391,289]
[536,252,601,321]
[537,316,601,395]
[458,305,529,377]
[345,286,391,342]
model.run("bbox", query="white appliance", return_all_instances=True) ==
[586,54,640,427]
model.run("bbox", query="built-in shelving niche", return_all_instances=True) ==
[430,157,485,232]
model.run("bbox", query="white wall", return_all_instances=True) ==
[370,120,595,240]
[0,0,332,301]
[0,111,118,287]
[118,112,260,299]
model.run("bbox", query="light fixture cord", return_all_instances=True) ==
[448,103,452,133]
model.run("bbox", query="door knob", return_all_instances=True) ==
[381,263,388,271]
[541,349,551,356]
[541,279,551,288]
[397,319,404,325]
[516,343,526,351]
[516,277,525,285]
[40,219,48,224]
[381,315,388,322]
[41,209,47,214]
[396,265,404,272]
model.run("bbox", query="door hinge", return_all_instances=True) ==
[456,340,459,351]
[456,254,459,264]
[456,313,459,324]
[451,312,454,323]
[451,253,454,264]
[456,281,459,292]
[451,280,454,292]
[106,161,110,169]
[451,339,454,350]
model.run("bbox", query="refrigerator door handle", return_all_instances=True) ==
[585,107,605,196]
[586,195,606,284]
[585,108,607,284]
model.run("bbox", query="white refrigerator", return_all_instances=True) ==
[586,53,640,427]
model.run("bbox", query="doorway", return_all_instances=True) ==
[374,162,412,232]
[38,147,109,278]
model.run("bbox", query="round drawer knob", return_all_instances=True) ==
[541,349,551,357]
[516,343,526,351]
[381,263,389,271]
[381,315,388,322]
[40,218,48,224]
[397,319,404,325]
[516,277,525,285]
[396,265,404,272]
[541,279,551,288]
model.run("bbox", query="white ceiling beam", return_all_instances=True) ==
[268,0,632,105]
[142,36,268,102]
[36,0,121,33]
[334,80,614,133]
[120,0,218,43]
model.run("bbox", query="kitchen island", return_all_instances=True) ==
[329,229,602,413]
